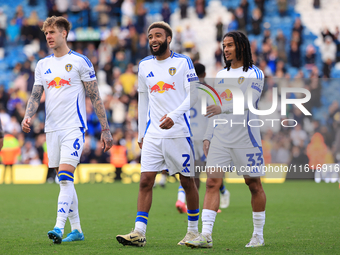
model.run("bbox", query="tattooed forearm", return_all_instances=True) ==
[83,80,109,130]
[24,85,44,119]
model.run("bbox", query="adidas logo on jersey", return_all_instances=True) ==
[58,208,66,213]
[182,167,190,173]
[44,68,52,74]
[71,151,78,157]
[218,79,224,84]
[146,71,154,78]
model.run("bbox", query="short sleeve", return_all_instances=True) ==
[34,60,43,86]
[79,57,96,82]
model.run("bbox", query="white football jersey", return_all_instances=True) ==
[34,50,96,132]
[138,51,198,139]
[190,88,208,141]
[204,65,264,148]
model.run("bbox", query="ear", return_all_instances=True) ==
[62,30,67,39]
[167,36,171,44]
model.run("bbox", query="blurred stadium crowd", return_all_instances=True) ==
[0,0,339,180]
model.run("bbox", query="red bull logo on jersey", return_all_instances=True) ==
[220,89,233,102]
[47,77,71,89]
[150,81,176,94]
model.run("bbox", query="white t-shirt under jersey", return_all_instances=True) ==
[138,51,198,139]
[203,65,264,148]
[34,50,96,132]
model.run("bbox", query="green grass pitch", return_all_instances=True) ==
[0,180,339,254]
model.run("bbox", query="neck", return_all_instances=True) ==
[155,49,171,61]
[53,43,70,57]
[230,59,244,69]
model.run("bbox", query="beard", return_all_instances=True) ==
[150,39,168,56]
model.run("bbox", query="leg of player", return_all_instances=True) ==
[185,167,223,248]
[62,185,84,242]
[116,172,157,247]
[219,182,230,209]
[244,176,266,248]
[47,165,76,244]
[176,184,187,213]
[177,175,200,245]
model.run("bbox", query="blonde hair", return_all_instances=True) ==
[147,21,172,39]
[42,16,71,38]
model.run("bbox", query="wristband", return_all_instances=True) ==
[102,129,110,132]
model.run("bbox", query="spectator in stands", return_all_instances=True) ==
[0,8,7,30]
[321,36,336,77]
[305,44,316,71]
[235,7,246,34]
[259,59,273,77]
[21,140,40,164]
[107,0,123,27]
[271,138,290,164]
[121,0,134,27]
[89,140,110,163]
[15,5,25,27]
[95,0,110,27]
[276,30,287,62]
[119,63,137,95]
[80,135,91,163]
[255,0,265,14]
[114,51,128,73]
[110,95,126,129]
[227,13,238,32]
[292,18,303,39]
[327,101,340,137]
[6,18,20,44]
[214,43,223,70]
[289,146,309,170]
[251,7,262,35]
[173,27,183,54]
[306,132,327,169]
[313,0,320,9]
[320,125,333,149]
[289,41,301,68]
[161,2,171,24]
[215,17,223,42]
[179,0,188,19]
[137,33,149,62]
[182,25,196,52]
[277,0,287,16]
[290,123,308,147]
[240,0,249,23]
[135,2,147,34]
[195,0,206,19]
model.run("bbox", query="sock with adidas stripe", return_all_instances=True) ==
[55,171,74,234]
[68,186,82,233]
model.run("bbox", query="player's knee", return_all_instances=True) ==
[180,176,195,191]
[206,178,221,192]
[245,178,262,194]
[139,174,155,190]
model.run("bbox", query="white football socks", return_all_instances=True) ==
[177,185,186,203]
[68,186,82,233]
[252,211,265,237]
[202,209,217,237]
[135,222,147,235]
[55,180,74,234]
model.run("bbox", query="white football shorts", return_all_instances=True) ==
[206,138,265,178]
[46,128,85,168]
[141,136,194,177]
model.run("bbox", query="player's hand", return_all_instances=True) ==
[203,140,210,157]
[138,138,143,149]
[21,117,31,133]
[159,114,174,129]
[205,105,222,118]
[101,130,114,153]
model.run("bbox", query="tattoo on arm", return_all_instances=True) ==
[83,80,109,130]
[24,85,44,119]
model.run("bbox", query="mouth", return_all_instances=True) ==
[152,44,160,51]
[225,53,231,59]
